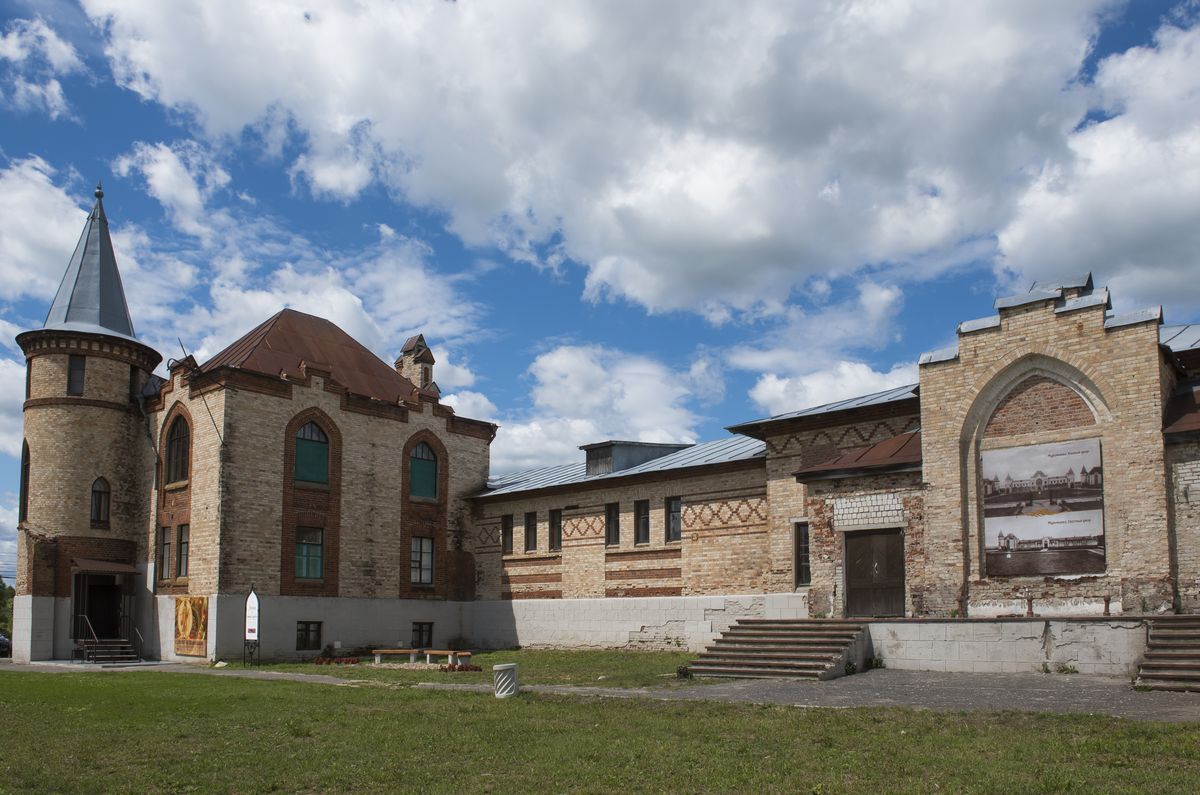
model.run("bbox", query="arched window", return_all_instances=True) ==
[165,416,190,484]
[409,441,437,499]
[19,441,30,522]
[91,478,111,524]
[294,421,330,484]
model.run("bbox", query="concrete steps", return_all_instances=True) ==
[690,619,866,680]
[1136,617,1200,692]
[81,638,140,664]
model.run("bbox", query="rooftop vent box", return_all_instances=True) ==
[580,440,692,477]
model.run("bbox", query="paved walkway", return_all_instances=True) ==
[4,660,1198,722]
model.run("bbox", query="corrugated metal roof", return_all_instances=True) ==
[475,435,765,498]
[728,383,919,432]
[43,184,138,341]
[1162,324,1200,353]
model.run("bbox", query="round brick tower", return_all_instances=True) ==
[12,184,162,662]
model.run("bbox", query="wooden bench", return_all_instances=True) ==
[371,648,472,665]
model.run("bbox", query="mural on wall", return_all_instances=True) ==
[982,438,1105,576]
[175,596,209,656]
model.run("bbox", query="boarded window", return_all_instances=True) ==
[666,497,682,542]
[549,509,562,551]
[19,442,30,523]
[295,527,324,579]
[411,536,434,585]
[605,502,620,546]
[90,478,110,524]
[294,422,329,484]
[67,354,85,396]
[634,500,650,544]
[409,441,437,499]
[177,525,190,577]
[501,514,513,554]
[795,522,812,587]
[296,621,322,651]
[165,416,190,484]
[524,511,538,551]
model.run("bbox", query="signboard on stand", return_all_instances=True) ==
[244,588,260,665]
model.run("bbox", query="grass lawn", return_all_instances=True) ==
[236,648,699,689]
[1,671,1198,793]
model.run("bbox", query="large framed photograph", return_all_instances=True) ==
[982,438,1104,576]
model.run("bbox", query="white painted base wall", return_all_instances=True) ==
[868,620,1147,677]
[466,592,810,653]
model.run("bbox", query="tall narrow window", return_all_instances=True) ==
[294,422,329,484]
[524,511,538,552]
[409,441,437,499]
[67,354,85,396]
[411,536,434,585]
[605,502,620,546]
[177,525,190,577]
[501,514,513,554]
[90,478,110,524]
[549,509,562,551]
[128,365,140,402]
[25,361,31,400]
[19,442,30,523]
[794,522,811,587]
[295,527,324,579]
[634,500,650,544]
[666,497,682,542]
[159,527,172,580]
[165,416,190,484]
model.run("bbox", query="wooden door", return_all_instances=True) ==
[845,529,905,617]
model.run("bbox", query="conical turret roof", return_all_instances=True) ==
[43,183,137,340]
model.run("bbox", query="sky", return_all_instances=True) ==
[2,0,1200,582]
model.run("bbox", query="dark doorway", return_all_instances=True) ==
[75,573,123,638]
[845,529,905,617]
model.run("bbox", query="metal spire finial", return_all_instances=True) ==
[95,180,104,199]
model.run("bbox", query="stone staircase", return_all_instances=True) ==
[80,637,140,665]
[1136,616,1200,692]
[689,619,868,680]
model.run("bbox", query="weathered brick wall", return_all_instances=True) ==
[983,375,1094,438]
[18,331,159,597]
[147,370,227,596]
[472,463,769,600]
[215,373,491,600]
[805,471,925,616]
[761,412,920,598]
[1169,440,1200,610]
[920,299,1174,615]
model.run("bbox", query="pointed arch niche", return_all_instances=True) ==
[958,354,1112,586]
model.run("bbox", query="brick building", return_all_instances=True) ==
[11,190,1200,663]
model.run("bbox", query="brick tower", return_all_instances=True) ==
[13,184,162,662]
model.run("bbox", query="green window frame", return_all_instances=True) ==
[409,441,437,499]
[295,526,324,580]
[294,422,329,484]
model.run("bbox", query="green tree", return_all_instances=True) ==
[0,575,14,638]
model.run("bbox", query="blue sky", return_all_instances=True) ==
[2,0,1199,581]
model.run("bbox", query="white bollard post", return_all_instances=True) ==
[493,663,519,698]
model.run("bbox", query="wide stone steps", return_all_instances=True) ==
[690,619,866,681]
[1136,618,1200,692]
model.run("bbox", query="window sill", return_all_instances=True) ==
[163,480,189,492]
[294,480,330,492]
[294,578,326,585]
[90,521,110,530]
[408,495,439,505]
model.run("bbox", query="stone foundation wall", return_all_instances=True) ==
[868,619,1147,676]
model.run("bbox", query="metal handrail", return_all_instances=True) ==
[76,614,99,663]
[132,625,145,661]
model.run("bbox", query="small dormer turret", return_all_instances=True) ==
[396,333,436,389]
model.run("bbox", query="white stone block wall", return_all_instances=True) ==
[868,619,1146,676]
